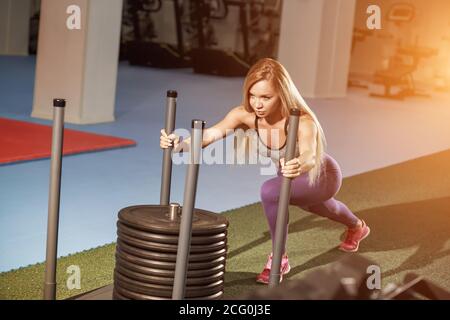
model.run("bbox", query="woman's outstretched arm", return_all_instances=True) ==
[161,106,246,153]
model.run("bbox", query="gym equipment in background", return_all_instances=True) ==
[190,0,282,76]
[347,28,374,89]
[28,1,40,55]
[433,30,450,92]
[125,0,191,68]
[369,3,438,100]
[370,45,438,100]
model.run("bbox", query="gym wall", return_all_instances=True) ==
[278,0,356,98]
[31,0,123,124]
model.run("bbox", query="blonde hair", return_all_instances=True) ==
[242,58,327,185]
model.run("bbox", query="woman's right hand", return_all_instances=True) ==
[160,129,180,149]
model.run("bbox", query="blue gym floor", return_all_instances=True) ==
[0,56,269,272]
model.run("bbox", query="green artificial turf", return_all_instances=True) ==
[1,149,449,299]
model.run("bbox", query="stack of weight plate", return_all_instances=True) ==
[113,204,228,300]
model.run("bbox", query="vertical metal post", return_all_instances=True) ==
[43,98,66,300]
[160,90,177,205]
[269,108,300,287]
[172,119,205,299]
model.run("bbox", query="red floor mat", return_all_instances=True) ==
[0,117,136,165]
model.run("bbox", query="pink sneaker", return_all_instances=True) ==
[256,253,291,284]
[339,220,370,252]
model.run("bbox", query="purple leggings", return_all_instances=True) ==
[260,154,359,251]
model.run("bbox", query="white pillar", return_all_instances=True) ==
[278,0,356,98]
[32,0,123,124]
[0,0,32,56]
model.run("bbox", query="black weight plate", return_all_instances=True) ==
[118,205,228,235]
[115,253,225,277]
[114,271,224,298]
[114,285,166,300]
[118,230,227,253]
[115,264,225,286]
[115,247,226,270]
[114,284,223,300]
[117,222,227,244]
[117,239,227,262]
[193,290,223,300]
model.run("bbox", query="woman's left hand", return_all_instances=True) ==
[280,157,302,178]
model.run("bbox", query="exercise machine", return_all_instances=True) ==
[43,92,228,300]
[190,0,282,76]
[125,0,191,68]
[347,28,374,89]
[369,3,438,99]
